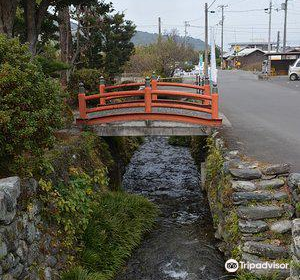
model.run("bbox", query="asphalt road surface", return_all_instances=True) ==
[219,70,300,171]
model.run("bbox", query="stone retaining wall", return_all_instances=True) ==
[204,137,300,279]
[0,177,60,280]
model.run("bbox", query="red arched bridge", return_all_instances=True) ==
[76,76,222,136]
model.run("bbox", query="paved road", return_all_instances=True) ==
[219,70,300,171]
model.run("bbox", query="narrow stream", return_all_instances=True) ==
[116,137,226,280]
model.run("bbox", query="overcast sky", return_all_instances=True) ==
[112,0,300,50]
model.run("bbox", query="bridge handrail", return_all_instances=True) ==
[77,76,220,125]
[85,100,213,115]
[152,90,212,100]
[157,82,205,91]
[81,89,212,102]
[105,82,144,91]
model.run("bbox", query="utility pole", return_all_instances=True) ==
[276,31,280,52]
[219,5,228,70]
[267,0,273,75]
[158,17,162,43]
[283,0,288,52]
[204,3,209,77]
[184,21,190,47]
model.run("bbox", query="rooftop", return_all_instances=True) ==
[229,42,276,46]
[236,48,265,57]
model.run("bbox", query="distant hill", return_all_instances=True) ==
[132,31,206,51]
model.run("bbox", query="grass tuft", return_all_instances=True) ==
[62,191,159,280]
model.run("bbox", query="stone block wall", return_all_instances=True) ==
[290,219,300,280]
[0,177,60,280]
[204,139,300,279]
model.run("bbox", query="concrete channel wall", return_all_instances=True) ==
[203,136,300,279]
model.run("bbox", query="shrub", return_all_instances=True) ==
[0,35,66,175]
[35,42,70,77]
[39,167,109,249]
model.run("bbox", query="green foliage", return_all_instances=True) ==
[102,136,143,190]
[62,192,159,280]
[68,68,102,103]
[190,136,208,167]
[40,132,114,184]
[0,35,66,176]
[104,137,144,167]
[205,137,225,185]
[35,56,69,77]
[39,167,109,248]
[224,211,240,243]
[76,2,136,81]
[61,267,107,280]
[13,7,59,47]
[168,136,191,147]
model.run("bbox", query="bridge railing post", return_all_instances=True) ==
[78,82,88,119]
[211,84,219,119]
[203,77,210,105]
[145,77,152,113]
[99,76,106,106]
[196,74,200,94]
[201,77,204,86]
[151,72,158,101]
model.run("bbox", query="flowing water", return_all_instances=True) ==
[116,137,226,280]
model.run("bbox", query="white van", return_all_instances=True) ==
[289,58,300,81]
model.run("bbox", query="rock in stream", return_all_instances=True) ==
[116,137,225,280]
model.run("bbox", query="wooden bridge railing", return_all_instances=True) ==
[77,76,222,127]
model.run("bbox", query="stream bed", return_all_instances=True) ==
[116,137,226,280]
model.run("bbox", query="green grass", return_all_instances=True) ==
[61,191,159,280]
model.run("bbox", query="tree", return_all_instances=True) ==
[0,0,19,37]
[14,6,59,53]
[76,2,136,81]
[125,33,199,77]
[0,35,66,174]
[17,0,96,55]
[58,5,73,85]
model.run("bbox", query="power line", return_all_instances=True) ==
[208,0,218,9]
[226,8,267,13]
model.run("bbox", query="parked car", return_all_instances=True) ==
[289,58,300,81]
